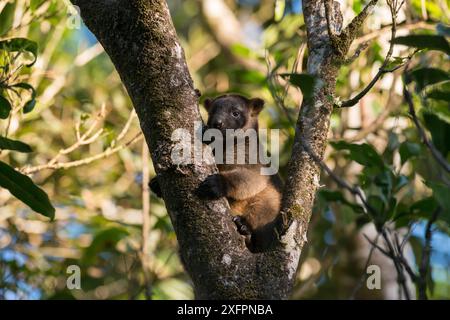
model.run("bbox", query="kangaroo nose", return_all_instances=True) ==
[213,120,223,129]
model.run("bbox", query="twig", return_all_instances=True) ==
[400,222,415,251]
[302,141,377,217]
[404,86,450,173]
[114,109,136,146]
[348,73,400,141]
[380,228,411,300]
[338,0,405,108]
[363,229,412,300]
[21,132,143,174]
[331,0,380,56]
[265,52,296,126]
[19,104,107,173]
[363,233,392,257]
[418,208,440,300]
[352,21,434,48]
[350,233,380,299]
[393,231,418,283]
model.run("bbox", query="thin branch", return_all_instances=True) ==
[380,228,411,300]
[114,109,136,145]
[400,222,415,251]
[19,104,108,173]
[393,231,418,283]
[418,208,440,300]
[301,141,378,217]
[265,53,296,126]
[404,86,450,173]
[140,142,153,300]
[348,73,400,142]
[337,0,406,108]
[350,232,380,299]
[363,233,391,257]
[19,106,141,174]
[363,229,412,300]
[352,21,434,48]
[344,41,370,65]
[21,132,143,174]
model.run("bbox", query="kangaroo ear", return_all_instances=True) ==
[204,98,212,111]
[250,98,264,115]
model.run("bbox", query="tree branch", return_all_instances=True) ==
[20,108,140,174]
[21,132,143,174]
[69,0,369,299]
[337,0,406,108]
[342,0,379,44]
[417,208,440,300]
[347,73,400,142]
[70,0,306,299]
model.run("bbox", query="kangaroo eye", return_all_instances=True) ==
[232,111,240,118]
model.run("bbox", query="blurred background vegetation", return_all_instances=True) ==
[0,0,449,299]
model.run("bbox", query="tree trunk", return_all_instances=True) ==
[71,0,345,299]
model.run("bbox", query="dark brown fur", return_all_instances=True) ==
[198,94,283,252]
[150,94,282,252]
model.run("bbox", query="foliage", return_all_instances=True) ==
[0,0,449,300]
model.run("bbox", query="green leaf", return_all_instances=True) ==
[330,141,385,168]
[352,0,362,13]
[0,136,32,153]
[426,182,450,225]
[423,112,450,157]
[392,35,450,55]
[274,0,286,22]
[410,197,438,217]
[280,73,317,98]
[368,195,386,226]
[427,90,450,102]
[30,0,45,12]
[436,23,450,37]
[230,43,252,59]
[12,83,37,113]
[399,141,421,164]
[394,175,409,192]
[0,161,55,219]
[23,99,36,113]
[82,227,129,264]
[383,131,399,164]
[0,95,12,119]
[374,169,394,195]
[0,2,16,37]
[318,189,365,213]
[240,70,266,85]
[424,95,450,124]
[0,38,38,67]
[408,68,450,91]
[393,202,411,228]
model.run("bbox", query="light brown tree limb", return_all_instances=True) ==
[21,132,143,174]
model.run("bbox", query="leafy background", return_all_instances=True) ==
[0,0,449,299]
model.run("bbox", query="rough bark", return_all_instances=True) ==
[71,0,346,299]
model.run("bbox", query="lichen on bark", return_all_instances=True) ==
[71,0,359,299]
